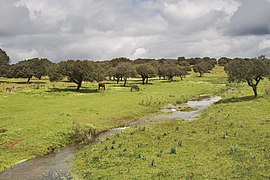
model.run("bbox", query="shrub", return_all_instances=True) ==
[68,122,97,143]
[170,146,177,154]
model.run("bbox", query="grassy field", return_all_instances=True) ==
[73,68,270,179]
[0,67,226,172]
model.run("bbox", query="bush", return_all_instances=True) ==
[264,82,270,95]
[68,122,97,143]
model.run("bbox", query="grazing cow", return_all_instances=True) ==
[6,87,14,93]
[130,85,140,92]
[98,83,106,90]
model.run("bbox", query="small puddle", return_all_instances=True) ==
[0,96,221,179]
[159,96,222,120]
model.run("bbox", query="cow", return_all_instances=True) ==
[6,86,14,93]
[130,85,140,92]
[98,83,106,90]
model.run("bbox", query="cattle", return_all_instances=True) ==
[6,87,14,93]
[130,85,140,92]
[98,83,106,90]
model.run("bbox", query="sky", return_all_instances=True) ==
[1,0,270,63]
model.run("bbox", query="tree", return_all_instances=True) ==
[48,63,63,82]
[0,49,10,77]
[9,58,52,82]
[136,64,156,84]
[164,65,180,81]
[193,62,214,77]
[226,58,269,97]
[0,49,10,66]
[31,58,53,79]
[56,60,102,91]
[113,63,136,86]
[218,57,231,66]
[179,67,188,80]
[10,60,34,82]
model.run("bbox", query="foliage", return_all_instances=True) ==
[56,60,104,90]
[0,49,10,66]
[193,62,214,77]
[226,58,269,97]
[0,49,10,77]
[113,63,136,86]
[8,58,52,82]
[218,57,231,66]
[0,70,225,172]
[136,64,157,84]
[68,122,97,143]
[74,85,270,179]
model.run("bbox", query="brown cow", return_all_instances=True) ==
[98,83,106,90]
[130,85,139,92]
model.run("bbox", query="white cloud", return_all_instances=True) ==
[259,39,270,50]
[0,0,269,63]
[132,48,148,59]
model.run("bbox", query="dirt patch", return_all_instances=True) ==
[0,128,8,133]
[111,116,137,125]
[3,140,22,150]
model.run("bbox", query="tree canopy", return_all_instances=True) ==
[0,49,10,77]
[54,60,103,90]
[136,64,156,84]
[113,63,136,86]
[193,62,215,77]
[8,58,52,82]
[226,58,270,97]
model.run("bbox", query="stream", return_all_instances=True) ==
[0,96,221,180]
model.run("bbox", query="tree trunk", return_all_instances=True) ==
[27,77,31,83]
[117,78,120,84]
[247,80,260,97]
[142,77,145,84]
[146,77,149,84]
[252,85,258,97]
[124,78,127,87]
[76,81,82,91]
[180,76,183,81]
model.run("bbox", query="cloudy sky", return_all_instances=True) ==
[1,0,270,63]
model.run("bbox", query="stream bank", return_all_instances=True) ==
[0,96,221,179]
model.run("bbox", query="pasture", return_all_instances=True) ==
[73,67,270,179]
[0,67,226,172]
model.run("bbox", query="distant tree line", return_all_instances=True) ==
[1,48,270,96]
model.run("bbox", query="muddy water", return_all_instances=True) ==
[159,96,222,120]
[0,96,221,180]
[0,127,128,180]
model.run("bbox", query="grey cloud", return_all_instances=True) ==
[226,0,270,36]
[1,0,269,63]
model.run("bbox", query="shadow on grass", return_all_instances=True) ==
[104,80,153,86]
[46,87,99,93]
[215,95,258,104]
[0,81,46,84]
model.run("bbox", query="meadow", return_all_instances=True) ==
[0,67,226,172]
[73,67,270,179]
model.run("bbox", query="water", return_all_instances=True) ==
[0,128,129,180]
[160,96,221,120]
[0,96,221,179]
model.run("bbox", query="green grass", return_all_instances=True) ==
[73,68,270,179]
[0,67,226,171]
